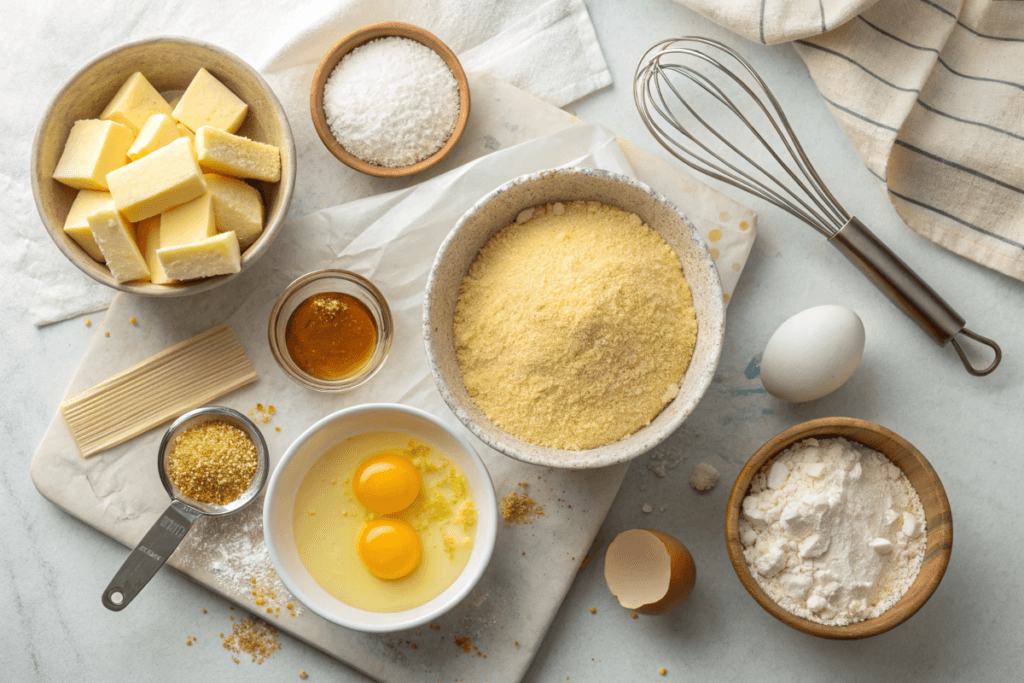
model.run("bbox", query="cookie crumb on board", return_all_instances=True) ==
[690,462,719,491]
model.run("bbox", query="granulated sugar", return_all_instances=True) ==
[323,36,460,167]
[175,500,302,618]
[739,438,926,626]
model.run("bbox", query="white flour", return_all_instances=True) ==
[323,36,460,167]
[739,438,926,626]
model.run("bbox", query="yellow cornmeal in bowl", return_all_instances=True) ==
[292,432,476,613]
[454,201,697,451]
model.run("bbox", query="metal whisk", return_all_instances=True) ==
[634,37,1001,376]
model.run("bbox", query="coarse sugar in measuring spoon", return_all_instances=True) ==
[102,406,269,611]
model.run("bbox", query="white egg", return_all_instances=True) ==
[760,305,865,403]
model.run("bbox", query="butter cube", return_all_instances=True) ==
[160,193,216,247]
[107,137,207,222]
[173,68,248,134]
[52,119,134,191]
[136,216,173,285]
[127,114,181,161]
[195,126,280,182]
[63,190,113,262]
[157,231,241,281]
[87,208,150,283]
[100,72,173,134]
[204,174,264,250]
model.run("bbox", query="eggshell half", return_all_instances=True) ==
[760,305,865,403]
[604,529,696,615]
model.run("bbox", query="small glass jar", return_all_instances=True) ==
[268,270,393,392]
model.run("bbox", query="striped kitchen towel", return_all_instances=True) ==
[674,0,1024,282]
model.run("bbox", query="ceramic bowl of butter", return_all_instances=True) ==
[423,167,726,469]
[263,403,498,632]
[725,417,952,639]
[31,36,296,296]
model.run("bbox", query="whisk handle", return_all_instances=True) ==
[829,217,1000,376]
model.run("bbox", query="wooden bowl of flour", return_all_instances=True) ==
[310,22,470,178]
[725,417,953,639]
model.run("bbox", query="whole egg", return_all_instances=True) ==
[759,305,865,403]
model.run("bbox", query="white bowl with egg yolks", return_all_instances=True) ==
[263,403,498,633]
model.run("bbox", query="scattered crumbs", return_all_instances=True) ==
[660,668,667,676]
[300,671,308,679]
[500,485,544,524]
[430,624,441,631]
[454,636,472,653]
[84,319,91,326]
[253,403,276,425]
[690,462,720,492]
[660,506,666,513]
[648,462,666,478]
[223,618,282,663]
[641,504,653,514]
[580,555,591,570]
[411,643,418,650]
[105,332,110,337]
[631,613,638,619]
[640,485,646,492]
[589,607,596,614]
[202,608,207,614]
[276,427,281,432]
[130,317,137,325]
[514,641,519,646]
[186,637,193,646]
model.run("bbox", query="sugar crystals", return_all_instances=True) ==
[323,36,460,167]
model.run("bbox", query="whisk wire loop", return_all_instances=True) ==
[634,38,850,236]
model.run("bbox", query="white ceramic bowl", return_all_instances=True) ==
[263,403,498,633]
[423,167,726,469]
[31,36,296,295]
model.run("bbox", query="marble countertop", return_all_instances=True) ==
[4,1,1022,681]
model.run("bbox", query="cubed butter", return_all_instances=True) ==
[52,119,134,191]
[195,126,280,182]
[157,231,241,281]
[63,190,113,262]
[136,216,173,285]
[204,174,263,250]
[87,208,150,283]
[127,114,181,161]
[173,68,248,134]
[106,137,207,222]
[100,72,173,134]
[160,193,216,247]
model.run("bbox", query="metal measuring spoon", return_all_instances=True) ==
[102,406,269,611]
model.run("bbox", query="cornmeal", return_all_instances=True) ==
[454,201,697,451]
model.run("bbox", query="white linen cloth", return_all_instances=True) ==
[673,0,1024,282]
[12,0,611,326]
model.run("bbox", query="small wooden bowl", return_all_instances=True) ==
[31,36,296,296]
[725,417,952,639]
[309,22,470,178]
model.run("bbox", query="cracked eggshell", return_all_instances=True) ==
[604,529,696,615]
[760,305,865,403]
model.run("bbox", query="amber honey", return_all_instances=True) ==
[285,292,377,380]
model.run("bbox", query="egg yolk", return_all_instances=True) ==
[357,518,422,580]
[352,452,421,514]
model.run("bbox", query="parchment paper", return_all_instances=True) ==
[31,75,756,683]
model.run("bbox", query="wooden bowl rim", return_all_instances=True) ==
[724,417,953,640]
[30,35,296,297]
[309,21,471,178]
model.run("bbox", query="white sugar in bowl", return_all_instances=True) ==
[760,305,865,403]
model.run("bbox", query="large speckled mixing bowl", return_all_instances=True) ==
[423,167,725,469]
